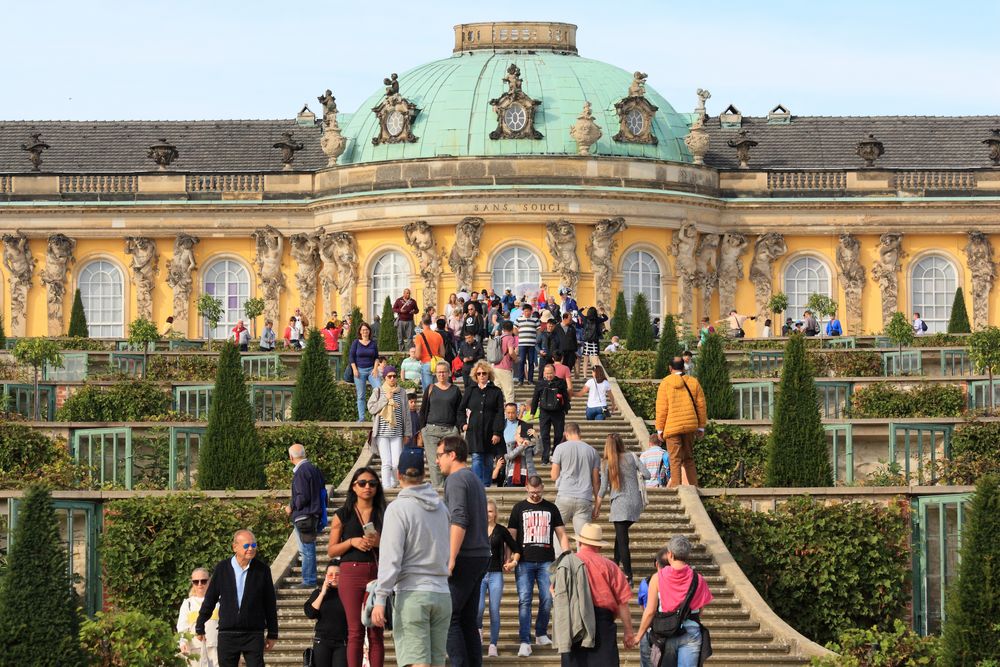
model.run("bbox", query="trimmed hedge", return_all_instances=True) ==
[937,420,1000,485]
[619,382,657,422]
[55,380,172,421]
[260,423,365,488]
[601,352,657,380]
[695,423,767,488]
[80,610,185,667]
[708,496,911,645]
[851,382,965,418]
[809,350,883,377]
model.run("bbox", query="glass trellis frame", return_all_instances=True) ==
[203,259,250,340]
[748,350,784,375]
[967,379,1000,411]
[939,349,971,376]
[911,255,957,333]
[822,336,856,349]
[168,426,206,490]
[369,251,411,321]
[242,354,281,379]
[250,383,295,422]
[888,423,953,485]
[912,493,971,635]
[825,423,854,484]
[882,350,922,376]
[621,250,662,319]
[732,382,774,420]
[2,382,56,420]
[71,427,133,489]
[44,352,89,381]
[174,385,214,419]
[490,246,541,297]
[816,381,853,419]
[108,352,145,377]
[77,259,124,338]
[783,256,831,321]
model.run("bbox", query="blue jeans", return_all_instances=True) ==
[670,619,702,667]
[420,362,434,390]
[471,453,493,487]
[294,523,317,586]
[640,631,652,667]
[515,561,552,644]
[477,571,504,645]
[516,347,536,383]
[353,366,373,421]
[585,406,606,420]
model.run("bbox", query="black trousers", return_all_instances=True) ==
[539,410,565,462]
[447,555,490,667]
[613,520,634,580]
[218,631,264,667]
[312,637,348,667]
[562,607,619,667]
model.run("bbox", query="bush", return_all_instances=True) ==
[851,382,965,418]
[708,496,911,645]
[910,332,966,347]
[57,337,115,351]
[948,288,972,334]
[377,296,397,352]
[811,619,941,666]
[654,314,680,378]
[0,314,5,349]
[618,382,657,421]
[68,288,88,338]
[292,329,338,420]
[199,343,265,490]
[56,380,173,422]
[0,423,90,489]
[940,475,1000,664]
[610,291,629,338]
[600,351,657,379]
[937,421,1000,485]
[80,610,186,667]
[0,486,85,666]
[341,305,364,367]
[695,422,768,488]
[146,354,218,382]
[809,350,883,377]
[101,493,286,625]
[767,335,832,487]
[696,333,736,419]
[332,381,364,421]
[259,423,365,488]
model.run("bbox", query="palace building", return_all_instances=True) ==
[2,20,1000,338]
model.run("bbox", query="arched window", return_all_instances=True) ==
[202,259,250,339]
[491,246,540,295]
[911,255,957,333]
[784,256,831,320]
[370,251,410,320]
[77,260,124,338]
[621,250,662,318]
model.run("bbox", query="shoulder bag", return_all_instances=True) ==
[650,568,700,643]
[419,331,445,369]
[680,378,704,438]
[633,452,649,508]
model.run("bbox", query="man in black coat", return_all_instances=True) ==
[531,363,571,465]
[285,443,325,588]
[555,312,579,373]
[197,529,279,667]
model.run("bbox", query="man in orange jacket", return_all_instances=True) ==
[654,358,707,487]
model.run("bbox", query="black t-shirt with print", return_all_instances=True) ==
[507,499,564,563]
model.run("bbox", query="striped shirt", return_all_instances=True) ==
[515,316,540,347]
[375,390,406,438]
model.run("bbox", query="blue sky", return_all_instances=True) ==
[1,0,997,121]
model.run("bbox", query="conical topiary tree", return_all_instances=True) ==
[940,475,1000,664]
[0,314,6,349]
[199,342,265,489]
[766,334,833,487]
[695,333,736,419]
[627,292,655,351]
[611,291,630,339]
[0,486,84,666]
[340,305,365,373]
[947,288,971,334]
[377,296,397,352]
[654,314,681,378]
[68,288,88,337]
[292,328,337,420]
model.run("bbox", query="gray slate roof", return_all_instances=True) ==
[702,115,1000,170]
[0,119,325,173]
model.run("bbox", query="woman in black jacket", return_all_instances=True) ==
[458,360,505,486]
[304,561,349,667]
[581,306,609,376]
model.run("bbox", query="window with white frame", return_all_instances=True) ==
[370,251,410,321]
[911,255,957,333]
[491,246,541,296]
[784,256,831,320]
[203,259,251,339]
[77,260,124,337]
[621,250,662,318]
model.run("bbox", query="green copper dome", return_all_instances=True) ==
[338,47,692,165]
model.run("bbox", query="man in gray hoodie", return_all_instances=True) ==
[372,448,452,667]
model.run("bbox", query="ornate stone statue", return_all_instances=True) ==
[318,89,347,166]
[166,233,199,333]
[965,230,995,328]
[124,237,159,321]
[669,223,699,325]
[727,130,758,169]
[836,234,866,328]
[320,231,359,314]
[317,90,338,118]
[569,102,602,156]
[696,89,711,119]
[628,72,648,98]
[372,73,419,145]
[586,217,627,313]
[403,221,442,310]
[273,131,304,169]
[545,220,580,295]
[290,228,323,320]
[2,232,34,336]
[871,232,905,326]
[40,234,76,336]
[749,233,788,318]
[251,226,285,323]
[717,232,748,316]
[614,72,658,145]
[696,233,720,320]
[448,217,485,290]
[20,133,50,171]
[489,65,543,140]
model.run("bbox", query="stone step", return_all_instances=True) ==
[262,656,808,666]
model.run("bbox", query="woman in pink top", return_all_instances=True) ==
[635,535,713,667]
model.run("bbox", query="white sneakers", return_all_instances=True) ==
[536,635,553,647]
[488,644,499,657]
[518,643,533,657]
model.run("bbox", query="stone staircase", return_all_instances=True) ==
[266,365,829,665]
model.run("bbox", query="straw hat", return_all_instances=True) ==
[573,523,609,547]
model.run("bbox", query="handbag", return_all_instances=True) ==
[302,647,313,667]
[651,568,700,643]
[634,452,649,508]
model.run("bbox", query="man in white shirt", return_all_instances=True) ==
[913,312,928,335]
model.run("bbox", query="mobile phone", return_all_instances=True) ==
[362,522,377,537]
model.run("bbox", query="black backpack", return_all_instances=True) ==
[539,382,564,412]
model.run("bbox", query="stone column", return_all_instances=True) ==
[166,234,199,336]
[40,234,76,336]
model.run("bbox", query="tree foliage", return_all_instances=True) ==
[611,291,630,339]
[767,291,789,316]
[885,311,915,357]
[695,333,736,419]
[0,486,85,666]
[807,293,839,331]
[128,317,159,378]
[627,292,655,351]
[292,328,337,420]
[969,326,1000,412]
[654,314,680,378]
[0,314,6,349]
[68,288,89,338]
[196,294,223,343]
[947,288,971,334]
[766,335,832,487]
[80,610,186,667]
[243,297,265,337]
[940,475,1000,665]
[199,342,264,489]
[340,305,364,368]
[13,337,63,420]
[377,295,397,352]
[812,620,942,666]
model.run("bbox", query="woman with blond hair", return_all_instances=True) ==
[596,433,649,585]
[177,567,218,666]
[458,359,505,485]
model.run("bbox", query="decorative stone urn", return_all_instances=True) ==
[147,139,179,169]
[569,102,602,155]
[983,129,1000,166]
[856,133,884,168]
[684,116,710,165]
[320,120,348,166]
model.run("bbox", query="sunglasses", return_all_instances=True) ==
[475,371,489,376]
[384,374,397,379]
[240,543,258,550]
[191,579,209,585]
[355,479,378,488]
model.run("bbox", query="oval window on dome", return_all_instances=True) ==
[386,110,405,137]
[625,109,645,135]
[504,104,527,132]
